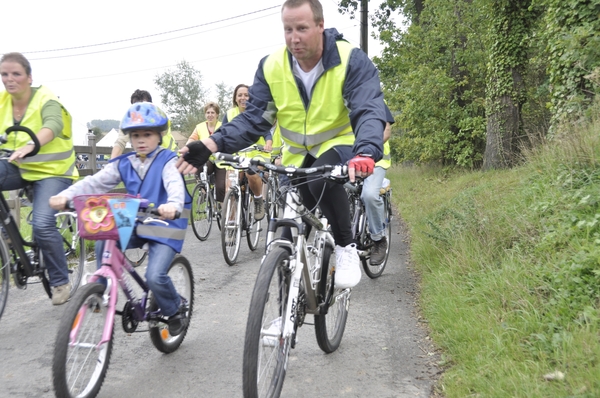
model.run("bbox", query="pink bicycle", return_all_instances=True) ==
[52,193,194,398]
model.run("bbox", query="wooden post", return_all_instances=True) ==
[88,130,97,174]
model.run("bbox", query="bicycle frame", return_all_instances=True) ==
[76,239,151,346]
[0,194,40,278]
[266,187,336,323]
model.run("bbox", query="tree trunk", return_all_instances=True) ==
[483,94,520,169]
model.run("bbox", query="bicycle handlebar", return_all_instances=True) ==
[214,152,349,182]
[1,125,41,157]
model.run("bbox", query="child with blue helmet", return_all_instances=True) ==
[50,102,192,336]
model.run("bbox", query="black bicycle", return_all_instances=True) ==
[190,163,221,241]
[345,177,393,278]
[0,126,85,320]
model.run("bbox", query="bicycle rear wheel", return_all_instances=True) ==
[0,236,10,321]
[246,194,262,251]
[149,255,195,353]
[191,183,212,241]
[53,283,113,398]
[243,247,292,398]
[221,188,241,265]
[56,213,86,295]
[314,242,350,353]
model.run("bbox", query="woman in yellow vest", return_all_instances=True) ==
[0,52,78,305]
[185,102,227,203]
[221,84,272,221]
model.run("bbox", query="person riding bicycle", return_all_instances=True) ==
[0,52,78,305]
[185,101,230,206]
[362,120,393,266]
[110,89,178,158]
[177,0,387,289]
[50,102,192,335]
[221,84,273,221]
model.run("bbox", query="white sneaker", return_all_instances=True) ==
[262,317,282,347]
[334,243,361,289]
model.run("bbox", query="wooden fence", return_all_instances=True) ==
[7,134,195,227]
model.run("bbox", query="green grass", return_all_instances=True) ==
[388,101,600,397]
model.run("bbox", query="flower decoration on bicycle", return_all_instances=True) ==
[73,193,142,249]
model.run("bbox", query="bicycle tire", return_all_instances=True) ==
[124,248,148,267]
[243,247,292,398]
[55,213,86,295]
[361,193,392,279]
[0,236,10,321]
[246,194,262,251]
[53,282,113,398]
[266,178,279,221]
[149,255,195,353]
[221,188,241,266]
[191,183,212,241]
[314,242,350,353]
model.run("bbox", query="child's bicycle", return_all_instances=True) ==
[52,193,194,398]
[0,126,85,321]
[214,153,351,398]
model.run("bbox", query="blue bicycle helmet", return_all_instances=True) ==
[120,102,168,134]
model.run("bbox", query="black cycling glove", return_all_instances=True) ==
[183,140,214,169]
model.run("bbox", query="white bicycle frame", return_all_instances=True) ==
[264,184,337,341]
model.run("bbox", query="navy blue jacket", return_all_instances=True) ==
[211,28,387,163]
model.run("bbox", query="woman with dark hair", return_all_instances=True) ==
[0,52,78,305]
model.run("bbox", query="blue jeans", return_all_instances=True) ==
[361,166,387,241]
[0,161,72,287]
[95,236,181,316]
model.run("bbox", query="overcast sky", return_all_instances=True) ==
[1,0,388,141]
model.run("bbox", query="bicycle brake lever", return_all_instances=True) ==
[142,217,169,226]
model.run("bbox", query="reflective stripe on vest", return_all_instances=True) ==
[0,86,79,181]
[263,42,355,167]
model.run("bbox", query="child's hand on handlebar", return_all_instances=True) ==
[49,195,68,211]
[157,203,178,220]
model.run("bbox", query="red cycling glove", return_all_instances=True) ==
[348,155,375,175]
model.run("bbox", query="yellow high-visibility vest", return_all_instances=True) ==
[0,86,78,181]
[263,41,355,167]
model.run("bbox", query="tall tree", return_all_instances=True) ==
[483,0,538,169]
[154,60,207,134]
[214,82,233,122]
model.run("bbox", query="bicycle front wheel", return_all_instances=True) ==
[314,242,350,353]
[266,178,279,221]
[149,255,194,353]
[0,236,10,321]
[53,283,113,398]
[243,247,292,398]
[191,183,212,241]
[246,194,262,251]
[221,188,241,266]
